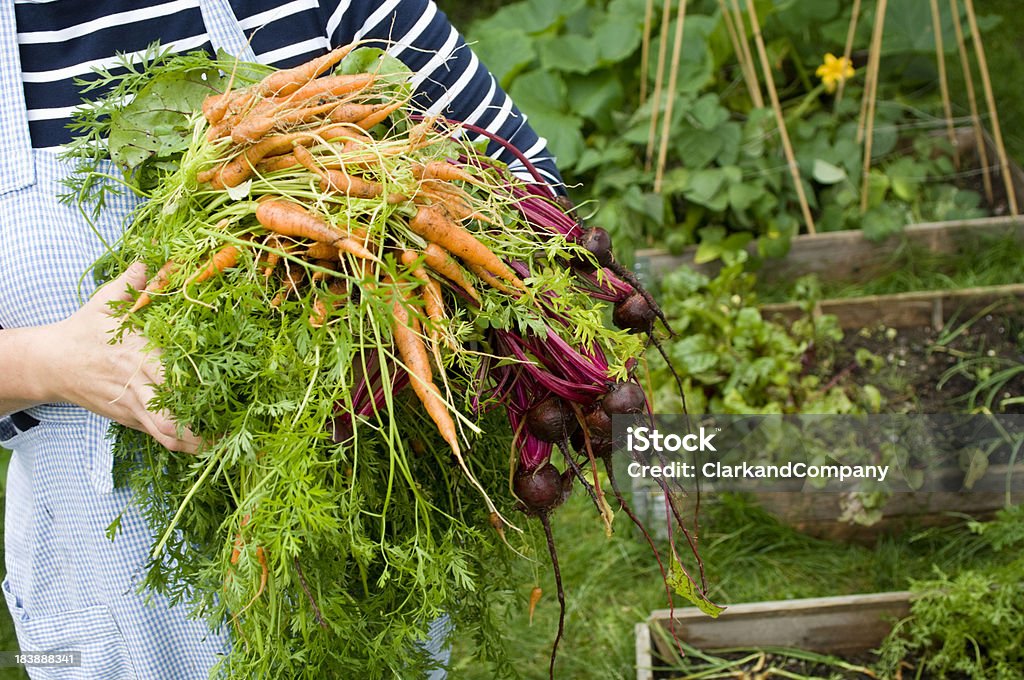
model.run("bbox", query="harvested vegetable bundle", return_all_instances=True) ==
[66,44,713,678]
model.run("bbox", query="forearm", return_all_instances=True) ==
[0,325,60,417]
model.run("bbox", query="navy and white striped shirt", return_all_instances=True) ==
[13,0,561,185]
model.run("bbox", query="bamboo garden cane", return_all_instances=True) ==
[859,0,888,214]
[963,0,1018,215]
[834,0,861,106]
[654,0,688,194]
[729,0,764,109]
[949,0,993,204]
[645,0,674,171]
[929,0,959,168]
[745,0,816,234]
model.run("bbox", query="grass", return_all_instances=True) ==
[449,487,1015,679]
[756,230,1024,303]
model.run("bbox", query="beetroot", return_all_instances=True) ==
[525,397,578,443]
[602,381,647,416]
[613,292,656,333]
[513,463,564,514]
[584,406,612,438]
[571,227,614,272]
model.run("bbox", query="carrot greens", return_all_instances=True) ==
[64,44,704,678]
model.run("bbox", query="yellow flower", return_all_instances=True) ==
[815,53,855,93]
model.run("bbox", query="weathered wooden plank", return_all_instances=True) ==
[759,283,1024,330]
[635,623,654,680]
[636,215,1024,285]
[646,592,912,664]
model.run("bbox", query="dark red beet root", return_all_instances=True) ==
[585,406,613,438]
[526,397,578,443]
[571,227,614,272]
[602,381,647,415]
[613,292,656,334]
[514,463,564,514]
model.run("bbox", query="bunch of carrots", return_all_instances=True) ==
[95,44,707,678]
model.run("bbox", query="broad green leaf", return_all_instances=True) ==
[675,125,723,169]
[109,65,225,173]
[866,169,891,208]
[592,8,643,63]
[812,159,847,185]
[566,73,624,123]
[507,69,583,165]
[685,169,727,206]
[728,183,764,212]
[861,202,905,241]
[508,69,568,115]
[667,561,725,618]
[674,334,719,374]
[465,30,536,88]
[339,47,410,80]
[691,94,729,130]
[537,34,601,74]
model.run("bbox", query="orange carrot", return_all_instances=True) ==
[309,296,330,327]
[528,586,543,625]
[231,100,340,144]
[355,98,405,130]
[421,243,481,304]
[230,513,252,565]
[256,199,348,244]
[292,144,386,200]
[326,101,399,124]
[256,44,357,96]
[408,205,524,290]
[261,236,287,279]
[187,245,241,286]
[415,183,497,225]
[292,143,328,178]
[304,242,341,261]
[202,90,246,125]
[412,161,485,187]
[391,297,459,456]
[256,153,302,174]
[466,261,522,297]
[336,237,377,261]
[130,258,179,313]
[320,169,390,200]
[400,250,445,327]
[256,199,378,260]
[285,72,375,103]
[201,124,351,188]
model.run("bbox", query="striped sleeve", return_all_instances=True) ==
[321,0,563,188]
[13,0,563,188]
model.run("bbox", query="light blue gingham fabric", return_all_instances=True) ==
[0,1,448,677]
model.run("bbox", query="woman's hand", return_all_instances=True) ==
[1,263,200,453]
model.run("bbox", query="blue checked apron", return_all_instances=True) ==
[0,1,448,678]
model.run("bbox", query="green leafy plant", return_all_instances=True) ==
[877,507,1024,679]
[464,0,1000,260]
[645,252,877,415]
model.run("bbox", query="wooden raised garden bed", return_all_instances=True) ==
[632,215,1024,541]
[635,592,912,680]
[636,214,1024,291]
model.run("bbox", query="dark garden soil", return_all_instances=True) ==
[834,310,1024,414]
